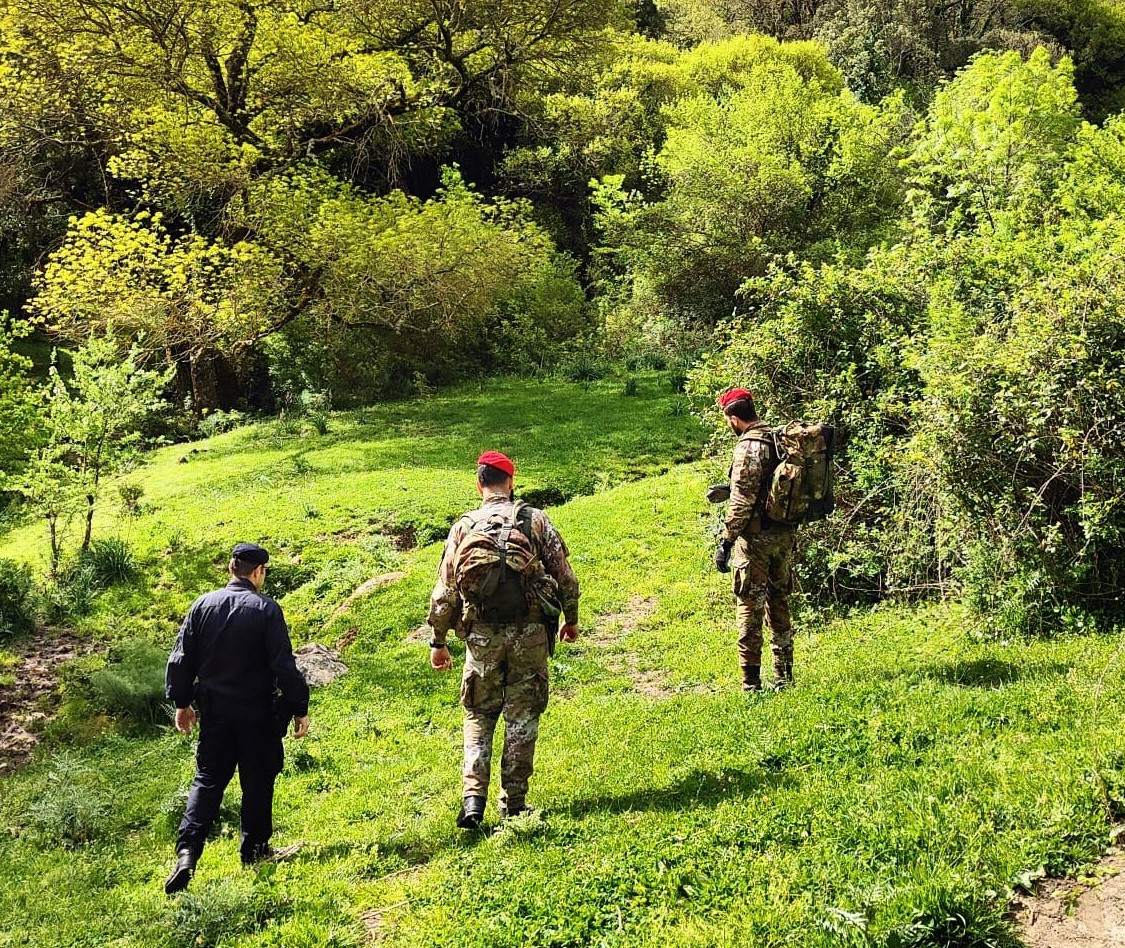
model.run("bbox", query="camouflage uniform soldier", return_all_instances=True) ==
[713,389,797,692]
[428,451,580,828]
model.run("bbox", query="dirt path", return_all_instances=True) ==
[0,630,91,776]
[1013,850,1125,947]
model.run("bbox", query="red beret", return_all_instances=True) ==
[718,388,754,411]
[477,451,515,478]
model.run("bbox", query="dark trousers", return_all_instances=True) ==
[177,712,283,861]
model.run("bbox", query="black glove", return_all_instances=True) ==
[714,538,733,573]
[706,483,731,504]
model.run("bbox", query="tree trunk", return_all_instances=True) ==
[82,493,94,553]
[190,351,222,415]
[190,348,242,414]
[47,511,59,579]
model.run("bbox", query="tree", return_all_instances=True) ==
[32,168,580,407]
[19,337,170,575]
[2,0,617,407]
[906,48,1081,235]
[591,36,906,332]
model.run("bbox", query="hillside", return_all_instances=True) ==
[2,379,1125,947]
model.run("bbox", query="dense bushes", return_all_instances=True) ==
[690,50,1125,633]
[0,557,35,639]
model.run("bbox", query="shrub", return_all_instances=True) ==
[89,639,169,725]
[26,752,112,847]
[559,353,609,387]
[196,409,248,438]
[117,482,145,516]
[916,226,1125,634]
[164,874,285,948]
[82,537,138,587]
[39,562,98,624]
[622,376,639,396]
[0,557,35,640]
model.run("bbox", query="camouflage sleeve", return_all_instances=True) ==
[724,436,767,543]
[427,519,468,645]
[533,510,580,625]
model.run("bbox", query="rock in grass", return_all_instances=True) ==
[294,643,348,687]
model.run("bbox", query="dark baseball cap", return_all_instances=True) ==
[231,542,269,565]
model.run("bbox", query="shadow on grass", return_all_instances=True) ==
[282,822,491,873]
[566,767,793,819]
[923,657,1070,688]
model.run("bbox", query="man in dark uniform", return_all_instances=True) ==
[163,542,310,895]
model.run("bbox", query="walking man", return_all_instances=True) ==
[164,542,310,894]
[428,451,579,828]
[713,389,797,692]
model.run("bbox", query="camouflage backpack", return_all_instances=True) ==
[757,421,836,526]
[453,502,540,623]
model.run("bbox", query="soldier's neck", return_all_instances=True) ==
[481,490,511,504]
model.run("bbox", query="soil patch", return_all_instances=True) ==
[592,596,658,645]
[0,629,94,776]
[590,597,709,697]
[1013,849,1125,947]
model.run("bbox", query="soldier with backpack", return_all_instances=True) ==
[711,388,835,692]
[427,451,580,829]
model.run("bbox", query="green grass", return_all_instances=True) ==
[0,373,705,643]
[2,376,1125,947]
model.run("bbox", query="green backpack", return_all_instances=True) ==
[746,422,836,527]
[453,503,540,623]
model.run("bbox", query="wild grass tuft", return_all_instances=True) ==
[89,639,168,726]
[25,752,112,847]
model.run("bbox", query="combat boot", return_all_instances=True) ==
[773,652,794,691]
[164,848,197,895]
[456,795,487,829]
[740,665,762,692]
[498,802,535,821]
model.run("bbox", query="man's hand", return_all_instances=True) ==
[174,706,197,734]
[559,622,579,644]
[292,715,310,739]
[715,538,733,574]
[706,483,731,504]
[430,645,453,671]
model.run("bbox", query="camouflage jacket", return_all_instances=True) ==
[428,493,580,645]
[724,422,792,542]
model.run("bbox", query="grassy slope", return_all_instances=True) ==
[2,377,1125,947]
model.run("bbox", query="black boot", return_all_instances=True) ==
[498,802,535,820]
[164,848,197,895]
[740,665,762,692]
[456,795,487,829]
[773,651,794,691]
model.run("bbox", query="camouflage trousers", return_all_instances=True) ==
[732,530,797,671]
[459,622,550,809]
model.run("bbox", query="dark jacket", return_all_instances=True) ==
[166,578,310,719]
